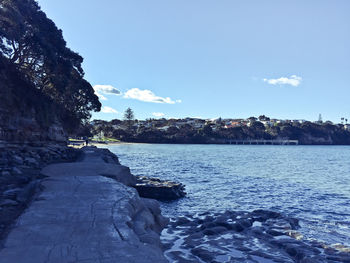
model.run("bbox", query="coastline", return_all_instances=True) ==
[1,144,350,262]
[0,145,168,262]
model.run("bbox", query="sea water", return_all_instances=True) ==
[106,144,350,247]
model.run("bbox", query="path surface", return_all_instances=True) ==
[0,148,167,263]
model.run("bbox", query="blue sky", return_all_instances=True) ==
[37,0,350,122]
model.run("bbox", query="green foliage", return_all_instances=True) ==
[0,0,101,130]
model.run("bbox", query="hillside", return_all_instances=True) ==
[90,118,350,145]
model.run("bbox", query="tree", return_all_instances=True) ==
[0,0,101,131]
[124,107,135,132]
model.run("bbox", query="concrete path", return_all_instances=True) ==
[0,148,167,263]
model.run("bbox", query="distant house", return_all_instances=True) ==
[158,126,170,131]
[261,120,273,127]
[224,121,243,129]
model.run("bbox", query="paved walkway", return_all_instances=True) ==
[0,148,167,263]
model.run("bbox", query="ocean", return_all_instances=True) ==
[105,144,350,248]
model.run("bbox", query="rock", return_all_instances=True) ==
[238,219,253,228]
[24,157,39,167]
[16,181,38,204]
[12,155,23,165]
[231,222,245,232]
[252,209,281,220]
[266,229,285,236]
[191,247,214,262]
[203,226,228,235]
[175,216,191,226]
[11,167,22,175]
[0,158,8,165]
[3,188,22,199]
[134,176,186,200]
[0,199,19,206]
[100,165,136,186]
[1,171,11,176]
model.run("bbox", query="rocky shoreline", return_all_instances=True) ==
[0,146,171,262]
[1,144,350,262]
[162,210,350,262]
[0,142,81,246]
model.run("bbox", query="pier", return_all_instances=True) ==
[223,139,299,145]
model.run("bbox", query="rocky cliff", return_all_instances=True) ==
[0,57,67,143]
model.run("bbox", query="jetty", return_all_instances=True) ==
[222,139,299,145]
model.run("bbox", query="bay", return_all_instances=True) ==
[105,144,350,247]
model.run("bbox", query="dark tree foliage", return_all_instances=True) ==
[0,0,101,130]
[124,108,134,132]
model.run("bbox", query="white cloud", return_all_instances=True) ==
[263,75,302,87]
[152,112,165,117]
[101,106,118,114]
[93,85,121,101]
[123,88,180,104]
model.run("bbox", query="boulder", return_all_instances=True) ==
[134,176,186,201]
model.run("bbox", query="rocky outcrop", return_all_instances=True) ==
[162,210,350,262]
[135,176,186,200]
[0,147,169,262]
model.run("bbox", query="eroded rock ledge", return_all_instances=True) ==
[0,146,169,263]
[162,210,350,263]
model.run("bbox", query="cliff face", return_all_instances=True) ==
[0,58,66,143]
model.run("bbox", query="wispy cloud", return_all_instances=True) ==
[152,112,165,118]
[93,85,121,100]
[263,75,302,87]
[101,106,118,114]
[124,88,180,104]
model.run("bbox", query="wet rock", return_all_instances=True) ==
[175,216,191,226]
[231,222,245,232]
[203,226,228,236]
[191,247,214,262]
[188,231,204,240]
[238,218,253,228]
[134,176,186,201]
[252,209,281,220]
[266,229,285,236]
[287,218,300,229]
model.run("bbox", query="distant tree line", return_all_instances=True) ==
[90,117,350,145]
